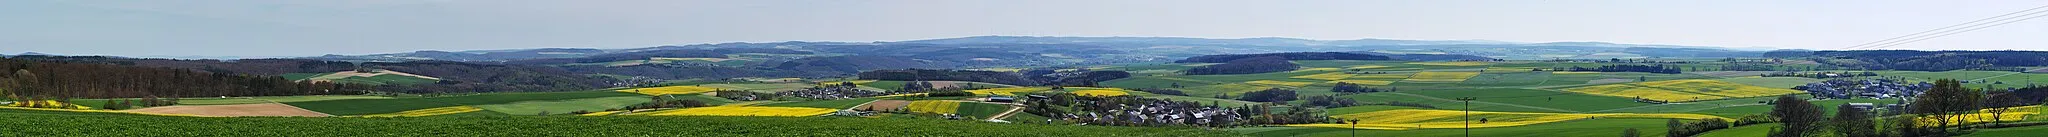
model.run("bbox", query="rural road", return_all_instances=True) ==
[986,106,1024,121]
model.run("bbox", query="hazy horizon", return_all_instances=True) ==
[6,0,2047,57]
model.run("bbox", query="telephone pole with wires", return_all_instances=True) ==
[1456,97,1478,137]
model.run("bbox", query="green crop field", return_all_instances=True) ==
[1694,124,1778,137]
[279,72,331,80]
[1232,119,1677,137]
[1967,124,2048,137]
[1713,77,1825,88]
[0,108,1239,137]
[696,83,816,93]
[472,96,654,115]
[955,102,1014,119]
[285,91,647,115]
[1397,88,1650,112]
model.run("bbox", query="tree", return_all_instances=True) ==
[1769,95,1823,137]
[1883,115,1925,137]
[1912,79,1982,134]
[1986,93,2023,123]
[1621,128,1641,137]
[1666,119,1683,137]
[1832,104,1876,137]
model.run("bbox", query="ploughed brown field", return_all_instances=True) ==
[853,100,910,110]
[124,103,332,117]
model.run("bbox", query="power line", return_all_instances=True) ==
[1855,4,2048,50]
[1843,4,2048,50]
[1863,10,2048,50]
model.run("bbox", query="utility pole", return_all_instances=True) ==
[1456,97,1477,137]
[1348,119,1361,137]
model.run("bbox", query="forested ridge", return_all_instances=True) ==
[1184,56,1299,75]
[0,56,612,94]
[0,57,372,100]
[1766,50,2048,71]
[1174,52,1390,63]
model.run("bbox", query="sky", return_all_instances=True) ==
[4,0,2047,57]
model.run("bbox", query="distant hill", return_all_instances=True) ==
[1351,52,1498,61]
[1766,50,2048,71]
[305,36,1770,63]
[1175,52,1392,63]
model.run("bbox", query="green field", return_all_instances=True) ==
[0,108,1238,137]
[472,96,654,115]
[956,102,1014,119]
[1396,88,1650,112]
[1233,119,1677,137]
[280,72,330,80]
[696,83,816,93]
[285,91,647,115]
[1713,77,1825,88]
[1878,71,2048,90]
[1694,124,1778,137]
[1967,124,2048,137]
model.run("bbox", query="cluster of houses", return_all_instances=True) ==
[779,86,891,99]
[1060,99,1242,126]
[1794,79,1932,99]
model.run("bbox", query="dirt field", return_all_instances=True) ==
[927,81,963,89]
[308,70,442,82]
[124,103,332,117]
[852,100,910,111]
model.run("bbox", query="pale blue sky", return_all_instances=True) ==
[4,0,2046,57]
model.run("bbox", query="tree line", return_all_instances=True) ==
[0,57,373,103]
[1184,56,1299,75]
[1174,52,1391,63]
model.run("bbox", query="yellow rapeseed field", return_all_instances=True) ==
[630,106,836,117]
[1327,79,1396,86]
[5,100,92,110]
[579,110,623,116]
[1404,72,1482,82]
[1245,80,1315,87]
[965,87,1050,96]
[1916,105,2042,126]
[1354,73,1415,79]
[0,106,205,117]
[1290,72,1357,81]
[1289,109,1726,130]
[1067,87,1133,97]
[906,100,962,114]
[358,106,482,117]
[1406,62,1492,66]
[1562,80,1803,102]
[616,86,720,96]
